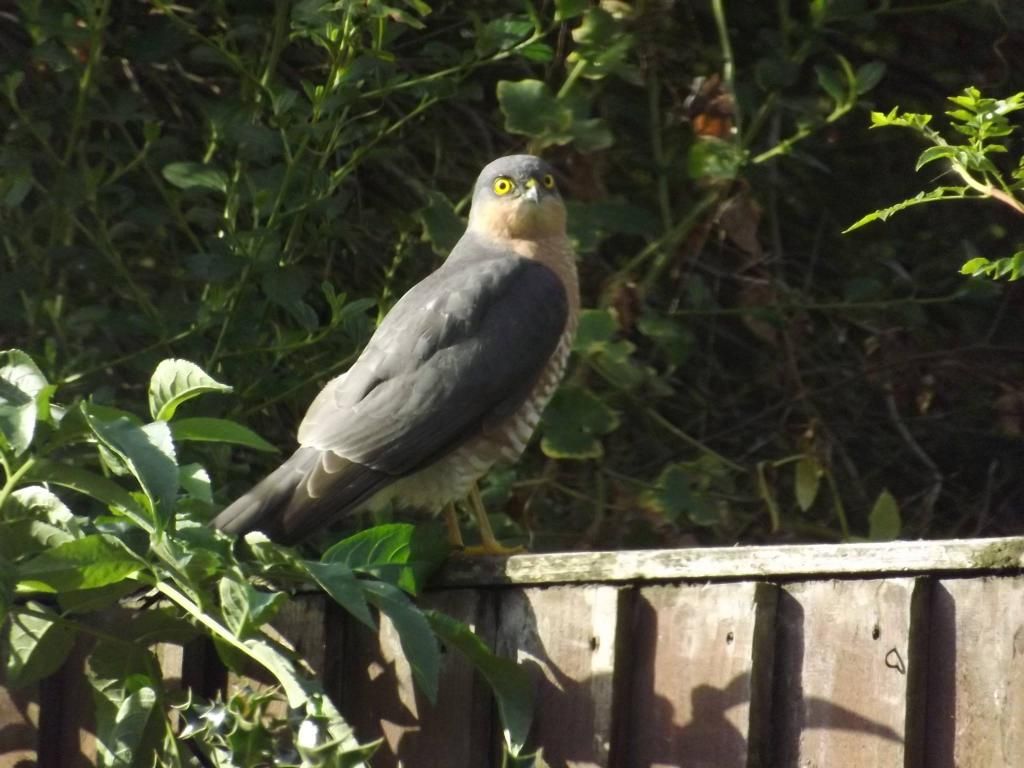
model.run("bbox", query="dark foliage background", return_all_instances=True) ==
[4,0,1024,550]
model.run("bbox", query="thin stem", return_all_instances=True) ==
[954,162,1024,215]
[63,0,110,165]
[0,456,36,513]
[824,469,851,540]
[556,58,588,100]
[710,0,741,136]
[155,580,251,657]
[644,408,745,473]
[647,66,673,233]
[751,101,852,164]
[260,0,290,91]
[59,326,201,385]
[636,192,720,290]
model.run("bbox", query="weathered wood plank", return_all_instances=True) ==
[773,578,924,767]
[496,585,622,766]
[154,643,185,734]
[336,590,495,767]
[439,537,1024,586]
[0,671,39,768]
[621,582,776,768]
[38,639,96,768]
[925,576,1024,767]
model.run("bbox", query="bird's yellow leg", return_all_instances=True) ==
[443,503,465,548]
[460,483,526,556]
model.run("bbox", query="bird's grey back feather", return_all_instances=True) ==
[297,240,568,474]
[214,232,569,542]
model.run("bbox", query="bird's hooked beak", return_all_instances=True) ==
[523,178,540,203]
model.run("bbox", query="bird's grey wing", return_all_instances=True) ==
[297,254,569,475]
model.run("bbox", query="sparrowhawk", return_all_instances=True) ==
[213,155,579,553]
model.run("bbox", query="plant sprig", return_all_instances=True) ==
[846,87,1024,281]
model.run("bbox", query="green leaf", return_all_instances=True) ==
[416,191,464,256]
[304,560,376,630]
[105,687,159,767]
[572,309,618,353]
[320,523,449,595]
[362,580,440,704]
[218,576,287,637]
[843,186,970,232]
[218,576,252,638]
[425,610,533,755]
[58,581,140,614]
[497,79,571,145]
[868,489,901,541]
[179,463,213,503]
[960,256,992,276]
[637,313,694,366]
[567,116,614,152]
[261,266,319,331]
[870,109,932,131]
[3,602,76,688]
[151,530,224,584]
[26,461,145,516]
[0,487,78,559]
[148,358,232,421]
[569,7,636,81]
[688,137,746,181]
[854,61,886,95]
[519,41,554,63]
[83,404,178,519]
[162,161,228,193]
[645,464,717,526]
[245,637,310,708]
[554,0,589,20]
[914,145,957,171]
[572,310,644,389]
[541,387,619,460]
[496,78,613,150]
[960,253,1024,281]
[170,417,279,452]
[18,534,143,593]
[815,64,846,106]
[88,640,164,768]
[3,484,76,527]
[794,456,821,512]
[121,607,201,646]
[590,339,645,390]
[0,349,48,456]
[476,18,533,56]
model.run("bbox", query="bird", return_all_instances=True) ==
[213,154,579,553]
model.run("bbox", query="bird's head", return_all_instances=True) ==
[468,154,566,240]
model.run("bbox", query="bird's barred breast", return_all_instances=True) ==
[379,319,576,511]
[377,236,579,512]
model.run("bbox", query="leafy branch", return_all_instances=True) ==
[0,351,536,765]
[845,87,1024,280]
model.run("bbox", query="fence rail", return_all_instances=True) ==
[4,536,1024,767]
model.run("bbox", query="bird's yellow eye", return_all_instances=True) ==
[492,177,515,196]
[541,173,556,189]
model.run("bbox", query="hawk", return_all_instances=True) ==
[213,155,579,553]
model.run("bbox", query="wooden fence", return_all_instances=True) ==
[4,536,1024,767]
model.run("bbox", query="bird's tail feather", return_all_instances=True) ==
[212,447,390,543]
[212,448,319,539]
